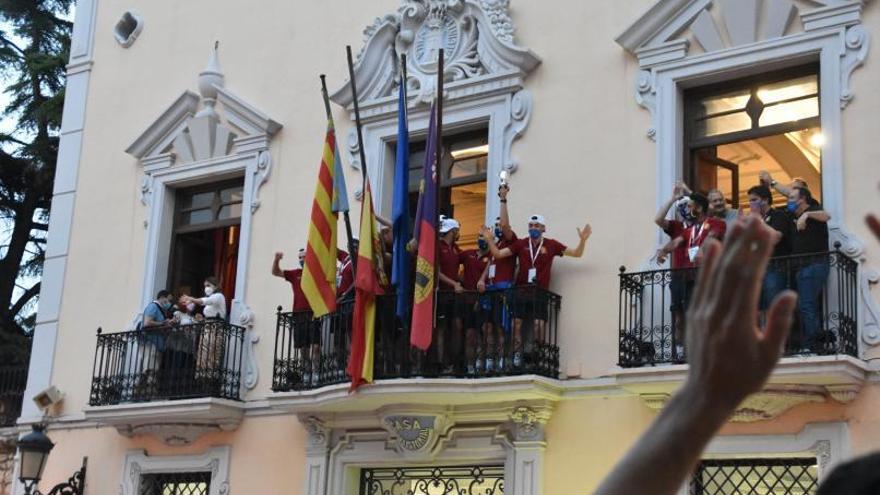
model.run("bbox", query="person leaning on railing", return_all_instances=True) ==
[131,290,177,396]
[182,276,228,388]
[481,213,591,368]
[459,230,491,375]
[787,186,831,354]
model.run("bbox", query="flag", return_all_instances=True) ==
[331,123,350,214]
[301,119,341,318]
[410,104,438,351]
[391,76,412,322]
[348,178,385,390]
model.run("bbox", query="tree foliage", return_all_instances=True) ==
[0,0,72,363]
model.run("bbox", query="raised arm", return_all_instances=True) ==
[376,214,392,229]
[656,182,686,231]
[498,184,514,241]
[271,252,285,278]
[480,226,513,259]
[563,223,591,258]
[594,217,796,495]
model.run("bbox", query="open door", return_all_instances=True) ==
[692,149,740,208]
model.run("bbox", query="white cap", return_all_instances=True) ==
[440,218,460,233]
[528,214,546,226]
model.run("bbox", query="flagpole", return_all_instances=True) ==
[320,74,356,265]
[433,49,444,330]
[345,46,370,188]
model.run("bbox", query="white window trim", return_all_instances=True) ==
[621,4,880,350]
[677,421,850,494]
[119,446,231,495]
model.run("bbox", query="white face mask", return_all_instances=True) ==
[204,286,215,296]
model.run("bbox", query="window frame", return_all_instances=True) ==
[119,446,231,495]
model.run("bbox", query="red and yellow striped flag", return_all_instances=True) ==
[348,178,386,391]
[302,120,340,318]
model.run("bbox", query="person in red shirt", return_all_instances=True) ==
[482,214,592,368]
[437,217,465,373]
[655,183,726,359]
[459,232,491,375]
[272,248,320,383]
[336,243,356,300]
[477,184,518,372]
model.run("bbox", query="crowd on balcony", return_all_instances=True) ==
[272,184,591,384]
[653,172,830,356]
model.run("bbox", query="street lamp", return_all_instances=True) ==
[16,424,54,494]
[15,424,87,495]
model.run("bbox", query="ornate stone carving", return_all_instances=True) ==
[250,150,272,213]
[827,384,860,404]
[840,24,870,109]
[138,174,153,228]
[501,89,532,173]
[331,0,539,107]
[233,301,259,390]
[509,405,551,441]
[635,70,657,141]
[640,387,826,422]
[382,414,446,455]
[830,227,880,346]
[303,416,330,447]
[814,439,832,472]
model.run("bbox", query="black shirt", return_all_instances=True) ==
[764,207,793,258]
[791,203,829,255]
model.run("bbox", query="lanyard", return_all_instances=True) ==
[528,238,545,268]
[689,221,709,248]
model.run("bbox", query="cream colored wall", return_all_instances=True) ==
[34,416,306,495]
[37,0,880,492]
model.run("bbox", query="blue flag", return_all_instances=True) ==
[331,122,350,214]
[392,77,412,321]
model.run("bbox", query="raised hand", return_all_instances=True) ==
[577,223,592,241]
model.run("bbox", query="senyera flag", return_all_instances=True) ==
[301,119,341,318]
[410,103,438,351]
[348,178,386,391]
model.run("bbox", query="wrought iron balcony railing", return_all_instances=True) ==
[618,248,858,367]
[89,320,245,406]
[273,286,561,391]
[0,365,28,427]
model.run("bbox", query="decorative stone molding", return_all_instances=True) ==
[508,405,551,441]
[113,11,143,48]
[840,24,870,108]
[119,446,231,495]
[831,227,880,346]
[330,0,539,218]
[303,416,330,448]
[826,384,861,403]
[381,413,449,458]
[84,398,244,446]
[232,301,259,390]
[639,385,828,422]
[634,70,657,141]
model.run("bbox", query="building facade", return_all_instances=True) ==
[6,0,880,493]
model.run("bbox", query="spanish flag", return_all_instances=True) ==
[301,119,341,318]
[348,177,386,390]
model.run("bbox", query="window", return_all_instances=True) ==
[139,472,211,495]
[359,465,504,495]
[685,65,822,207]
[691,458,818,494]
[402,128,489,249]
[168,179,243,309]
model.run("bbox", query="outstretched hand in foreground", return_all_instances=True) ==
[594,215,797,495]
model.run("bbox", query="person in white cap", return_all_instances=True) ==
[436,217,464,374]
[481,214,591,367]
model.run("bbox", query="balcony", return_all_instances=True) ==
[615,248,867,421]
[272,286,561,395]
[84,321,246,445]
[0,365,28,428]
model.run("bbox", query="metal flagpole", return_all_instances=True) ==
[345,46,369,187]
[319,74,356,269]
[433,49,444,335]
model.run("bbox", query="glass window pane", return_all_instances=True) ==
[220,187,243,203]
[218,203,242,220]
[696,90,751,117]
[182,192,213,210]
[696,112,752,137]
[757,75,818,105]
[759,97,819,127]
[449,155,488,179]
[182,209,212,225]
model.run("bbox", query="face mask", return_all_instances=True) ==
[786,200,798,213]
[186,303,196,312]
[494,227,503,239]
[683,211,696,223]
[528,228,541,239]
[161,301,172,310]
[477,239,488,251]
[204,286,215,296]
[299,259,305,268]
